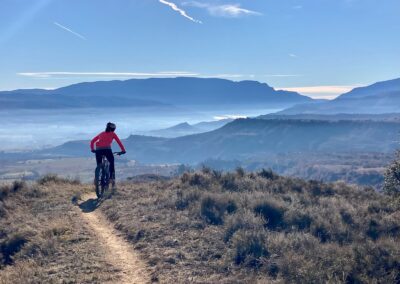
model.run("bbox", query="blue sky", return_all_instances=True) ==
[1,0,399,98]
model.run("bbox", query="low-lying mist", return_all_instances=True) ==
[0,107,281,151]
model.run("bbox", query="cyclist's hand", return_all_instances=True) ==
[91,150,96,153]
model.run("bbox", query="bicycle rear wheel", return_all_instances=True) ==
[95,166,105,198]
[101,163,110,195]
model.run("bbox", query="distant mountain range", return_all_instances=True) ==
[258,113,400,122]
[12,118,399,164]
[0,77,312,110]
[142,119,233,138]
[280,78,400,114]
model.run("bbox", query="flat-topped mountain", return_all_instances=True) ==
[0,77,312,109]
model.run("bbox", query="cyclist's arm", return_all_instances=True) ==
[90,134,100,151]
[113,133,126,152]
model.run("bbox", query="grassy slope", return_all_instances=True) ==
[101,170,400,283]
[1,172,399,283]
[0,177,124,284]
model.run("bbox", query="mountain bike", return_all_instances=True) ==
[94,151,124,199]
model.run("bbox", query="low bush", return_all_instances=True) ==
[175,189,201,210]
[0,181,27,201]
[384,150,400,197]
[224,211,264,242]
[219,172,238,191]
[200,194,237,225]
[284,210,313,230]
[231,229,268,267]
[254,200,285,230]
[0,232,30,266]
[258,168,278,180]
[37,174,80,185]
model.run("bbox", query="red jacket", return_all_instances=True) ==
[90,131,126,152]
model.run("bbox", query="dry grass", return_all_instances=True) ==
[0,177,124,283]
[1,170,399,283]
[100,169,400,283]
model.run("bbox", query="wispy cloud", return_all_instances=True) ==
[292,5,303,9]
[18,71,199,78]
[183,2,261,18]
[159,0,202,23]
[289,53,297,58]
[213,114,248,120]
[264,74,302,77]
[18,72,305,82]
[54,22,86,40]
[278,85,358,99]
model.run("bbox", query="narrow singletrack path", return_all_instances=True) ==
[78,193,150,284]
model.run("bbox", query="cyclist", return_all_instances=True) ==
[90,122,126,186]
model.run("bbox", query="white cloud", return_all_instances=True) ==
[18,71,199,78]
[54,22,86,40]
[264,74,302,77]
[289,53,297,58]
[159,0,202,23]
[278,85,359,99]
[213,114,248,120]
[183,2,261,18]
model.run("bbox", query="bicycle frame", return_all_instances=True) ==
[94,151,123,199]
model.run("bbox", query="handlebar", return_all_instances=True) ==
[91,150,126,156]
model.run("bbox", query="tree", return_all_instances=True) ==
[383,150,400,196]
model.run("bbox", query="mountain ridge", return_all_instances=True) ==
[0,77,312,110]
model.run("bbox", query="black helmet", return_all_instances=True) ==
[106,122,116,132]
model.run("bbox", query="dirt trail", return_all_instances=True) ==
[78,193,150,284]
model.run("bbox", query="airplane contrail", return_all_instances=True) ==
[159,0,202,23]
[54,22,86,40]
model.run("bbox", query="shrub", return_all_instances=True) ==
[219,173,238,191]
[308,180,334,197]
[175,189,201,210]
[0,232,30,265]
[231,229,268,267]
[188,173,210,188]
[366,219,381,240]
[254,200,285,230]
[284,210,313,230]
[383,150,400,197]
[200,195,237,225]
[37,174,80,185]
[235,167,245,178]
[0,201,6,218]
[0,181,27,201]
[310,221,331,243]
[258,169,278,180]
[224,211,264,242]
